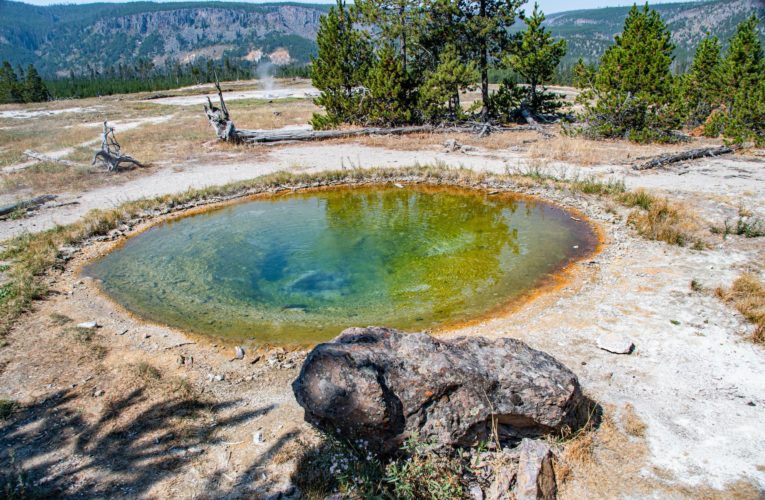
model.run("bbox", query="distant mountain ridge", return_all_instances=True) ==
[543,0,765,67]
[0,0,762,78]
[0,1,330,76]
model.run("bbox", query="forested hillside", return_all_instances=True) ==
[0,1,329,76]
[543,0,765,69]
[0,0,762,79]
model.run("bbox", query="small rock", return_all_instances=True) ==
[253,431,264,444]
[469,482,485,500]
[234,346,245,360]
[596,334,634,355]
[515,438,556,500]
[207,373,225,382]
[486,465,515,500]
[117,329,128,335]
[93,389,105,397]
[77,321,99,329]
[250,354,262,365]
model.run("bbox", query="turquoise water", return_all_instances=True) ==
[84,186,597,344]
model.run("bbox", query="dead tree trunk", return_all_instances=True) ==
[203,81,237,141]
[0,194,56,217]
[633,145,735,170]
[520,105,554,139]
[92,121,146,171]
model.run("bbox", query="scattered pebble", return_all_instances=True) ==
[234,346,245,360]
[253,431,264,444]
[77,321,99,329]
[596,334,635,355]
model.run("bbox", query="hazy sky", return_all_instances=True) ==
[18,0,704,15]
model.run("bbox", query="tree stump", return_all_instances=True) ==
[92,121,145,172]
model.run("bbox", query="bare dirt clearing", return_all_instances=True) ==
[0,84,764,498]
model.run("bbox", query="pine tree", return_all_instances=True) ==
[572,58,596,89]
[0,61,22,104]
[717,15,765,145]
[505,3,566,114]
[724,78,765,146]
[419,43,478,121]
[595,4,674,100]
[675,36,723,128]
[22,64,49,103]
[310,0,373,129]
[458,0,524,119]
[579,4,679,142]
[355,0,423,75]
[364,43,415,125]
[721,14,763,110]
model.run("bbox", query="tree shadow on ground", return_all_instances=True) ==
[199,429,302,497]
[0,388,274,498]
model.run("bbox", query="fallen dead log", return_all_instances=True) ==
[233,124,531,143]
[633,145,735,170]
[0,194,57,217]
[23,150,79,168]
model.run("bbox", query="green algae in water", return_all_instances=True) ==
[84,186,597,344]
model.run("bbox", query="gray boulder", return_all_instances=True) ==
[292,327,590,455]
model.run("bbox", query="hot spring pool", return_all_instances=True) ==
[84,185,598,344]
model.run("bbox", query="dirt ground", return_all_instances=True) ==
[0,80,764,498]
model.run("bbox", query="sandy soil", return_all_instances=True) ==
[0,92,764,498]
[146,88,320,106]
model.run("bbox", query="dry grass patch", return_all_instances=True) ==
[134,361,163,381]
[526,135,692,167]
[1,162,99,196]
[619,188,704,247]
[716,273,765,344]
[626,197,702,248]
[0,121,97,168]
[229,98,317,130]
[622,403,647,438]
[118,116,210,164]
